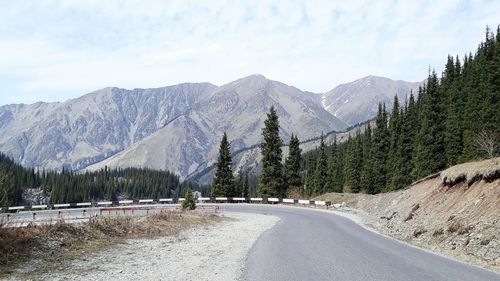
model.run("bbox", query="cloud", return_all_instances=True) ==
[0,0,499,105]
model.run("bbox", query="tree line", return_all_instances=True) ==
[212,26,499,198]
[302,26,499,196]
[0,152,209,207]
[211,107,303,198]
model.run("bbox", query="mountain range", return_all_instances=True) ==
[0,74,421,179]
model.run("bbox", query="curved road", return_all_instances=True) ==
[220,204,499,281]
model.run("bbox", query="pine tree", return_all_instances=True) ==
[235,171,244,197]
[387,95,402,191]
[212,132,235,197]
[327,137,344,193]
[412,71,446,179]
[181,189,196,210]
[443,55,464,166]
[0,168,17,208]
[259,106,285,197]
[284,134,302,192]
[313,134,328,195]
[359,124,373,192]
[242,173,249,197]
[369,103,390,194]
[343,133,362,193]
[460,53,482,162]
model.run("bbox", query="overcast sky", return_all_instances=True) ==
[0,0,498,106]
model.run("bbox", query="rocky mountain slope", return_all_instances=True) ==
[316,157,500,272]
[0,74,421,179]
[321,76,423,125]
[0,83,216,170]
[87,75,347,177]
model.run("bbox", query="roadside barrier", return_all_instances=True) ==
[3,197,331,213]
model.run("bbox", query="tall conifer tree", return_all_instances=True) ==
[443,56,464,166]
[412,72,446,179]
[387,95,401,190]
[343,133,362,193]
[284,134,302,191]
[327,137,344,193]
[211,132,235,197]
[359,124,373,192]
[259,106,285,197]
[313,134,328,195]
[369,103,390,194]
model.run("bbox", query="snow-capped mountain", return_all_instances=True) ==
[321,75,423,125]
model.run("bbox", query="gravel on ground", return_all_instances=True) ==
[4,212,279,281]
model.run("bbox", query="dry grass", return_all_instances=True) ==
[0,210,222,273]
[440,157,500,186]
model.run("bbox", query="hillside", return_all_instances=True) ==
[316,158,500,271]
[0,83,216,171]
[0,73,424,179]
[321,76,423,125]
[86,75,347,178]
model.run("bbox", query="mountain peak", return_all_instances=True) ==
[235,74,268,83]
[322,76,424,125]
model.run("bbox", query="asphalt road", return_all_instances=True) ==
[2,204,498,280]
[219,204,500,281]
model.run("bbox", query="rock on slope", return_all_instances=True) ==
[0,83,216,170]
[322,75,422,125]
[317,157,500,272]
[87,75,347,178]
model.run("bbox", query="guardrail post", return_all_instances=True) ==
[83,209,86,216]
[58,211,62,219]
[7,214,10,221]
[32,212,36,220]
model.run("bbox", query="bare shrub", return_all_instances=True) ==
[475,130,498,159]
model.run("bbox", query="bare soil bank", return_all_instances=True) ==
[317,158,500,272]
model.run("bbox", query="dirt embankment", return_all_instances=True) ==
[317,157,500,272]
[0,211,223,279]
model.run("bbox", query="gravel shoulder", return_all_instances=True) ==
[13,212,279,281]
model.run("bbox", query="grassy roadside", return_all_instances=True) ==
[0,211,223,277]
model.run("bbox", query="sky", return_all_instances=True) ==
[0,0,498,106]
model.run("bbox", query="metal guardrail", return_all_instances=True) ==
[3,197,331,213]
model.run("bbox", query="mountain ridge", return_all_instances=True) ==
[0,74,421,179]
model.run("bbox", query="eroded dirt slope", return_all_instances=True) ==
[317,158,500,271]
